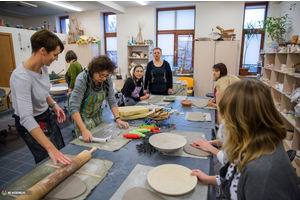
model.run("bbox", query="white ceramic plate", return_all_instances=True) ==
[149,133,186,153]
[49,86,68,95]
[147,164,197,196]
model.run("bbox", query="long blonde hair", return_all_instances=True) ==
[219,80,286,172]
[216,75,240,104]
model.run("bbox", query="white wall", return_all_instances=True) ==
[0,15,24,27]
[0,26,68,74]
[117,6,156,74]
[280,1,300,41]
[69,10,102,55]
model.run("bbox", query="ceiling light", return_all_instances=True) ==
[19,1,38,7]
[45,1,83,12]
[136,1,147,6]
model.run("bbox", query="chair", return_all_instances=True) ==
[178,77,194,96]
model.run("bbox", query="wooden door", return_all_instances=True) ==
[0,32,16,87]
[193,41,215,97]
[215,41,238,76]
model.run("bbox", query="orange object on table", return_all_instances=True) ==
[123,134,142,139]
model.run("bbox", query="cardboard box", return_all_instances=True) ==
[0,87,11,112]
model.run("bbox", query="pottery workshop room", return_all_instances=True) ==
[0,0,300,199]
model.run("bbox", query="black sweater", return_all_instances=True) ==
[144,60,173,95]
[122,78,145,101]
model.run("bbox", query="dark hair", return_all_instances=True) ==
[132,65,144,83]
[88,55,116,75]
[213,63,228,80]
[31,29,64,53]
[153,47,162,53]
[65,50,77,63]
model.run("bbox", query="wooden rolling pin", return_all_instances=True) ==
[15,147,97,200]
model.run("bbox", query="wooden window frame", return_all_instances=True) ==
[103,12,117,56]
[156,7,195,68]
[240,2,268,75]
[59,16,69,34]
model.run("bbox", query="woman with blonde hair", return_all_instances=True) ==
[191,75,240,165]
[191,80,299,199]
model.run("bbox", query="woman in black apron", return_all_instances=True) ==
[144,47,173,95]
[10,30,72,165]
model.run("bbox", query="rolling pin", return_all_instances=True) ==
[15,147,97,200]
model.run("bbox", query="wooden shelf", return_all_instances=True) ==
[264,67,273,71]
[280,112,296,127]
[271,86,283,94]
[261,79,271,87]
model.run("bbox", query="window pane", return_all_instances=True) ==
[158,11,175,31]
[158,34,174,69]
[244,7,265,28]
[243,34,262,72]
[176,10,195,30]
[106,37,118,66]
[177,35,193,71]
[105,14,117,33]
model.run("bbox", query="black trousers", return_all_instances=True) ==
[14,109,65,164]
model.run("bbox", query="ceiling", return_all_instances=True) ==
[0,1,197,18]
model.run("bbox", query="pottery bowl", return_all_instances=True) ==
[180,100,193,107]
[49,86,68,95]
[149,133,187,153]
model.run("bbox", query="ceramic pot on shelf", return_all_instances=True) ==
[239,67,249,76]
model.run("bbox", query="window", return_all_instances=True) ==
[157,7,195,73]
[59,16,69,34]
[240,2,268,74]
[104,13,118,68]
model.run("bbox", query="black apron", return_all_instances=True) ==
[14,109,65,164]
[150,65,168,95]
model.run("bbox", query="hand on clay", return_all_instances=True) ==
[48,148,72,166]
[141,94,150,100]
[116,119,129,129]
[81,129,93,142]
[190,169,210,185]
[207,99,215,107]
[144,90,148,94]
[190,140,212,152]
[52,104,66,123]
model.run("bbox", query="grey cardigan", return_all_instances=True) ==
[69,71,117,115]
[237,142,300,200]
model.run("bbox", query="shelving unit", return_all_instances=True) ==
[260,52,300,168]
[127,44,154,77]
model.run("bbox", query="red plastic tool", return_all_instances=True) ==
[123,134,142,139]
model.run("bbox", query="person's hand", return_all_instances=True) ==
[141,94,150,100]
[48,148,72,166]
[207,99,214,107]
[52,103,66,123]
[67,88,72,97]
[81,129,93,142]
[144,90,148,94]
[190,140,212,152]
[116,119,129,129]
[191,169,210,185]
[168,88,173,95]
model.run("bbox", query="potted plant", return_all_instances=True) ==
[258,3,296,45]
[240,21,259,76]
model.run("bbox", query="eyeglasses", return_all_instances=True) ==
[98,72,111,78]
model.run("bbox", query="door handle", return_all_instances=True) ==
[9,71,13,73]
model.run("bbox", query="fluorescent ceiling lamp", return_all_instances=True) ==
[136,1,147,6]
[20,1,38,7]
[45,1,83,12]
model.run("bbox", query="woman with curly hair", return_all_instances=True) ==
[191,80,299,200]
[68,56,129,142]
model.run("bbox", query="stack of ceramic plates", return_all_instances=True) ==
[49,86,68,95]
